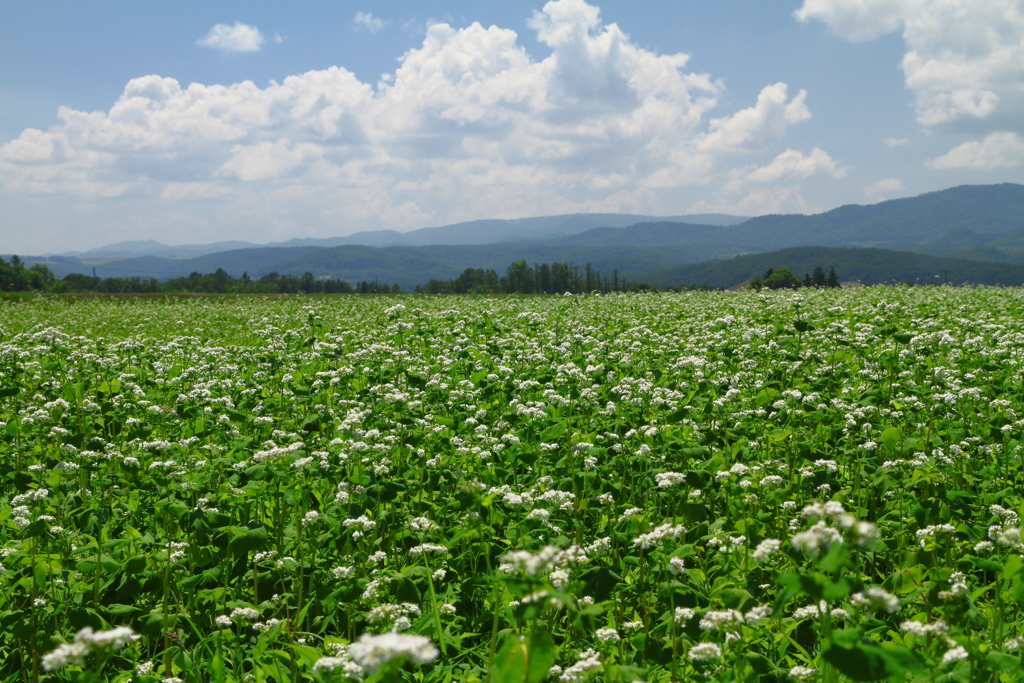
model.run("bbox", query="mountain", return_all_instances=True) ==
[66,239,260,259]
[332,213,747,247]
[913,226,1024,263]
[716,183,1024,252]
[18,183,1024,287]
[51,212,750,259]
[645,246,1024,288]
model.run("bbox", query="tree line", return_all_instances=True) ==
[749,266,840,290]
[0,257,398,294]
[415,260,705,294]
[2,254,838,296]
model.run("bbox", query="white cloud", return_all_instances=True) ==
[697,83,811,154]
[197,22,266,53]
[793,0,907,42]
[353,12,390,34]
[690,187,820,216]
[863,177,905,202]
[885,136,908,147]
[0,0,825,231]
[926,132,1024,170]
[795,0,1024,127]
[726,148,844,191]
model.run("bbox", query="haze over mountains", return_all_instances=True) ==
[10,184,1024,287]
[50,213,750,260]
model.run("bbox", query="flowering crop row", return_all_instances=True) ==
[1,289,1023,683]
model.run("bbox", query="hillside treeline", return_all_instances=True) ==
[1,257,399,294]
[415,259,673,294]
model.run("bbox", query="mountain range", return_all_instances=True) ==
[9,183,1024,288]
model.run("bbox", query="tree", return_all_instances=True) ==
[812,266,827,288]
[763,267,802,290]
[827,267,840,288]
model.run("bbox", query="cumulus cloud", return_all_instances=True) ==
[197,22,266,52]
[0,0,829,229]
[726,148,843,191]
[795,0,1024,127]
[353,12,389,34]
[863,177,906,202]
[926,132,1024,170]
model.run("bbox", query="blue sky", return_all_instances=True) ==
[2,0,1022,254]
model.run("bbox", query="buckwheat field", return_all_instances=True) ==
[2,289,1023,683]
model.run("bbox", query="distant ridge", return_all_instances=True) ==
[12,183,1024,287]
[51,212,749,259]
[646,246,1024,288]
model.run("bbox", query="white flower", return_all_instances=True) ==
[753,538,781,563]
[699,609,744,632]
[688,642,722,661]
[899,620,949,636]
[41,642,89,671]
[595,628,620,642]
[791,521,843,559]
[501,546,562,576]
[745,605,772,622]
[632,523,686,550]
[560,649,602,682]
[41,626,136,671]
[942,646,969,664]
[850,587,900,614]
[332,565,356,579]
[789,665,818,680]
[410,543,448,556]
[655,472,687,488]
[230,607,260,621]
[408,517,439,533]
[348,632,439,673]
[674,607,695,625]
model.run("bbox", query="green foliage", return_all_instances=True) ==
[1,288,1023,683]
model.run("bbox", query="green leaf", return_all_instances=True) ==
[526,631,556,683]
[538,421,566,441]
[892,333,914,345]
[122,555,148,575]
[984,652,1021,673]
[778,572,852,602]
[492,635,526,683]
[824,639,923,682]
[105,604,141,616]
[880,427,901,451]
[227,526,269,555]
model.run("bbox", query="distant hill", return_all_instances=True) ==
[333,212,748,247]
[645,246,1024,288]
[49,212,750,259]
[714,183,1024,252]
[914,225,1024,263]
[15,183,1024,287]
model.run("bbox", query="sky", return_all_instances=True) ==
[2,0,1023,254]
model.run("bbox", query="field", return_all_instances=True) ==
[1,290,1023,683]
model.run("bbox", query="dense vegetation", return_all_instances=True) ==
[0,261,400,295]
[646,247,1024,288]
[1,289,1023,683]
[415,261,654,294]
[20,184,1024,287]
